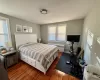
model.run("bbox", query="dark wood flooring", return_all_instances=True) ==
[7,53,79,80]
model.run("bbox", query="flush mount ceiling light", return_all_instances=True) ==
[40,9,48,14]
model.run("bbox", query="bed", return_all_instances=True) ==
[15,34,58,74]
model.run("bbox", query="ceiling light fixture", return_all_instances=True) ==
[40,9,48,14]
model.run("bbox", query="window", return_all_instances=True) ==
[87,30,94,46]
[48,26,56,41]
[57,24,66,41]
[48,24,66,41]
[0,17,12,47]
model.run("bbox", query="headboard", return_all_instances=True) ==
[15,34,37,47]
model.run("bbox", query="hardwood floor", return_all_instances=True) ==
[8,53,79,80]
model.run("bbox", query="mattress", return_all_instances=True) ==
[18,43,58,69]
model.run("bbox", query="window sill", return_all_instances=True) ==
[48,40,66,43]
[48,43,64,46]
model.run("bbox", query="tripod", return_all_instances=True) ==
[66,41,75,64]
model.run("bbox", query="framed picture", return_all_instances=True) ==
[16,25,22,32]
[23,26,28,32]
[28,27,32,33]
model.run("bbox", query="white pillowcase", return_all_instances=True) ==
[18,42,36,49]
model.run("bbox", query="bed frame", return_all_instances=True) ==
[15,33,58,74]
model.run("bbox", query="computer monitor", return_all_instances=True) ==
[67,35,80,42]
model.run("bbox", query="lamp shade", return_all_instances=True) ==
[38,38,41,43]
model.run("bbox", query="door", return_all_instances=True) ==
[84,30,94,64]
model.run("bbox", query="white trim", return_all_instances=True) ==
[7,17,12,47]
[0,16,12,47]
[48,40,66,43]
[48,25,56,41]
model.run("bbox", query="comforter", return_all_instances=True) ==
[18,43,58,69]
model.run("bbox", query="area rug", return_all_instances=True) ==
[56,53,83,80]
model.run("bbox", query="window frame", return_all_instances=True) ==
[48,24,67,42]
[0,16,12,47]
[48,25,56,41]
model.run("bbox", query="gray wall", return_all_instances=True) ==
[40,19,84,45]
[0,13,40,48]
[82,0,100,65]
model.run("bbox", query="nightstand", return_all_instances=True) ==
[0,50,18,69]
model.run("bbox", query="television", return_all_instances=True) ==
[67,35,80,42]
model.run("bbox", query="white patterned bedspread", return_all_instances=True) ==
[18,43,58,69]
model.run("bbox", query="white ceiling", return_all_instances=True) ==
[0,0,95,24]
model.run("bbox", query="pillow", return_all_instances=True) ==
[26,42,36,44]
[18,42,36,49]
